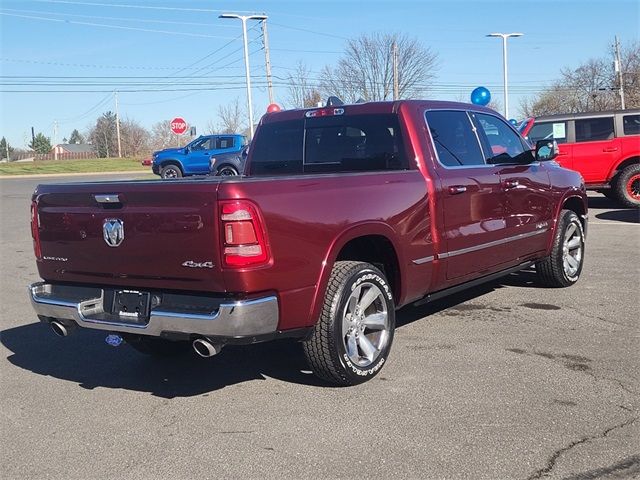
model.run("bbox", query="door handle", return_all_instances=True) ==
[602,147,618,152]
[448,185,467,195]
[556,152,568,156]
[503,179,519,190]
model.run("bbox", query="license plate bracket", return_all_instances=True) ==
[112,290,150,323]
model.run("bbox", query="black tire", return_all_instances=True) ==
[216,165,239,176]
[160,164,182,179]
[536,210,585,287]
[612,164,640,208]
[303,261,395,386]
[124,334,191,357]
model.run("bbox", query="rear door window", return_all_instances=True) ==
[622,114,640,135]
[216,136,235,149]
[575,117,615,142]
[528,121,567,144]
[424,110,485,167]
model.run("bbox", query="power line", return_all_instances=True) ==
[268,21,348,40]
[30,0,256,14]
[1,8,239,28]
[0,11,236,39]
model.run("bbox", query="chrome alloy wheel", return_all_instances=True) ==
[562,220,583,279]
[342,282,390,368]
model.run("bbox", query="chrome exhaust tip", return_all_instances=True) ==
[192,338,221,358]
[50,321,68,337]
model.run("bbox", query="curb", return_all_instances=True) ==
[0,170,152,180]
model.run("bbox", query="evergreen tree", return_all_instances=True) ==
[0,137,14,160]
[29,133,52,154]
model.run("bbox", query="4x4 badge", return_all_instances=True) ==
[103,218,124,247]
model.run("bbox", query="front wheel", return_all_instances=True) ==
[303,261,395,386]
[536,210,585,287]
[216,165,239,176]
[160,164,182,179]
[613,164,640,207]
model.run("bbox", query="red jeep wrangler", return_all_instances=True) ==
[521,109,640,207]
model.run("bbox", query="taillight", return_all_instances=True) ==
[220,200,270,268]
[31,200,42,259]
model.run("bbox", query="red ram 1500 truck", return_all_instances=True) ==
[29,100,588,386]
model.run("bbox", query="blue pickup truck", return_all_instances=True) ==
[152,134,246,178]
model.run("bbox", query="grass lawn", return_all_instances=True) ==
[0,158,150,176]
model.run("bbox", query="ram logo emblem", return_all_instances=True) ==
[103,219,125,247]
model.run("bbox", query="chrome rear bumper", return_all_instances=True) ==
[29,282,278,338]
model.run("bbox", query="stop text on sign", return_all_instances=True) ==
[170,117,188,135]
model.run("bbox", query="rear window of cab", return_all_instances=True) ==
[249,114,409,176]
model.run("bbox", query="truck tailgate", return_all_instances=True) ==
[34,180,227,293]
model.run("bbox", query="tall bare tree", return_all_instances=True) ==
[120,118,150,157]
[520,41,640,116]
[217,98,246,134]
[320,32,438,103]
[285,61,323,108]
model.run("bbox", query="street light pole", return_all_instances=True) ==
[219,13,268,139]
[487,32,523,119]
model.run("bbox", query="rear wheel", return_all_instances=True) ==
[124,334,191,357]
[160,164,182,179]
[613,164,640,207]
[536,209,585,287]
[303,261,395,386]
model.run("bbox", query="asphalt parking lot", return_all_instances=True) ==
[1,174,638,480]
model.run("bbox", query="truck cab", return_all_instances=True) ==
[152,134,247,178]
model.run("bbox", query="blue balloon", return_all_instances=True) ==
[509,118,518,126]
[470,87,491,106]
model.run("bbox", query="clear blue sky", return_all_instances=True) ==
[1,0,638,148]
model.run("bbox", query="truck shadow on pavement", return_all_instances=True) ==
[1,271,533,398]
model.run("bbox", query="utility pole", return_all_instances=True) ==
[262,19,274,105]
[219,13,268,139]
[53,120,58,160]
[392,41,399,101]
[114,90,122,157]
[614,35,626,110]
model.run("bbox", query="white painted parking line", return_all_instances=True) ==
[589,221,639,226]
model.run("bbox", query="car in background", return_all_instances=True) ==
[520,109,640,207]
[209,145,248,176]
[151,134,246,179]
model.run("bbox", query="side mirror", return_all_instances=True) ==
[535,139,559,161]
[184,146,190,154]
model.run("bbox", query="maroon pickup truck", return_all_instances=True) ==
[29,100,588,386]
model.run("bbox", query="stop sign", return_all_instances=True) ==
[170,117,188,135]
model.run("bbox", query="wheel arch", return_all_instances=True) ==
[608,156,639,183]
[547,193,588,252]
[307,223,406,327]
[159,159,184,173]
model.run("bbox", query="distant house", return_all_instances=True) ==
[51,144,95,155]
[49,143,96,160]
